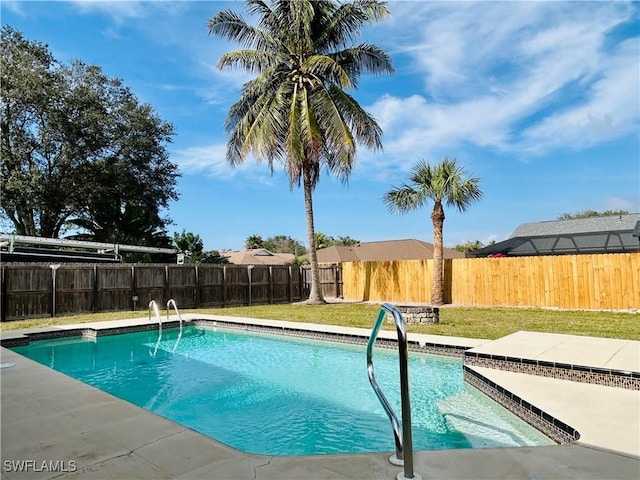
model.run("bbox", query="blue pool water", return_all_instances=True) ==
[12,326,553,455]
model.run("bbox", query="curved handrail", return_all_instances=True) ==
[148,300,162,357]
[367,303,417,479]
[166,299,183,352]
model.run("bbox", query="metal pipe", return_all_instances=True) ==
[0,233,175,254]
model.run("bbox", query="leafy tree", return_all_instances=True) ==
[454,240,485,253]
[264,235,307,255]
[0,26,178,239]
[245,234,265,249]
[209,0,393,304]
[201,250,231,264]
[314,232,336,250]
[173,230,205,264]
[384,158,482,305]
[290,256,309,266]
[558,209,630,220]
[68,204,174,263]
[335,235,359,246]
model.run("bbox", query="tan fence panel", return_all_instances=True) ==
[342,260,433,303]
[450,253,640,309]
[342,253,639,310]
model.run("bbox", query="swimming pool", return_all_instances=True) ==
[11,325,553,455]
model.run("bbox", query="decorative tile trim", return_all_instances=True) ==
[192,319,466,357]
[2,319,467,359]
[464,366,579,445]
[0,321,186,347]
[464,352,639,390]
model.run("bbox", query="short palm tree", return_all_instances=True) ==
[384,158,482,305]
[208,0,393,304]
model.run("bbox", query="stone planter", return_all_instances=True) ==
[394,304,440,324]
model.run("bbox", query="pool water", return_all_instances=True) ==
[12,326,553,455]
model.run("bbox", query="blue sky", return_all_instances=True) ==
[3,0,639,251]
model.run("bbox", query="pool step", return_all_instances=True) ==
[463,349,639,390]
[462,331,639,390]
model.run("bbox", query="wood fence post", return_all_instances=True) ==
[165,265,169,304]
[223,265,228,308]
[92,265,98,312]
[195,265,200,308]
[0,266,5,322]
[131,266,136,311]
[50,264,60,317]
[269,266,274,304]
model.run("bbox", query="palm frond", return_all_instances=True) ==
[331,44,394,86]
[208,10,273,51]
[318,0,391,51]
[308,87,355,180]
[383,185,425,214]
[303,54,351,89]
[326,85,382,151]
[217,50,278,74]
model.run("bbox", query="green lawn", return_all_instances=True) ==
[2,302,638,341]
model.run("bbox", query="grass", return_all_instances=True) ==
[2,302,639,341]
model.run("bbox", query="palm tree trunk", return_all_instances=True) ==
[431,201,445,305]
[303,167,325,304]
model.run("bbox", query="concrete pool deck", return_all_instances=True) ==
[1,314,639,479]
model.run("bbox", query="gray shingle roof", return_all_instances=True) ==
[468,213,640,257]
[510,214,640,238]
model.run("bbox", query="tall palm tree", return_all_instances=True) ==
[208,0,393,304]
[384,158,482,305]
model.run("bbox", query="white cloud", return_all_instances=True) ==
[358,0,639,170]
[521,39,640,151]
[68,0,149,21]
[171,143,285,187]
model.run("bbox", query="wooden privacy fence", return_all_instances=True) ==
[342,253,640,310]
[0,264,309,322]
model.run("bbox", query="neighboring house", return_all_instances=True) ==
[224,248,296,265]
[468,214,640,257]
[311,238,465,263]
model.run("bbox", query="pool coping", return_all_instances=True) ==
[2,315,639,479]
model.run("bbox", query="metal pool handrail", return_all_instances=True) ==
[166,299,183,352]
[148,300,162,357]
[367,303,420,480]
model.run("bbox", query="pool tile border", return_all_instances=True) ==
[0,321,188,348]
[464,352,640,390]
[463,366,580,445]
[192,319,468,357]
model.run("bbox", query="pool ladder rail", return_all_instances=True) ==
[166,299,184,352]
[148,299,184,355]
[367,303,422,480]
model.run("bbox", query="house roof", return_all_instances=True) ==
[314,239,465,263]
[510,214,640,237]
[469,214,640,257]
[223,249,295,265]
